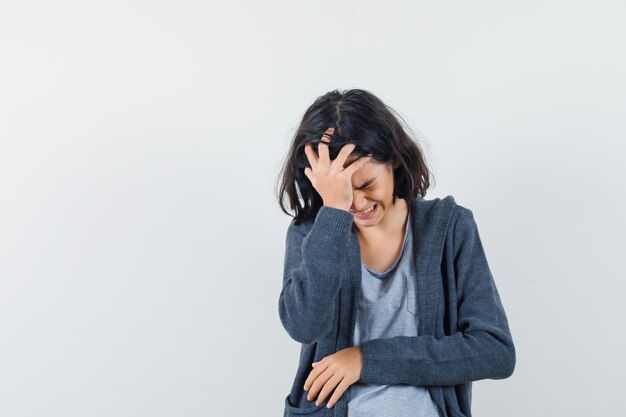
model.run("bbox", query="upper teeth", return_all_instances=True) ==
[355,205,375,214]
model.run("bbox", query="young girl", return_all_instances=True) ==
[276,89,515,417]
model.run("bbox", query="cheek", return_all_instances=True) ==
[367,188,387,200]
[374,183,394,199]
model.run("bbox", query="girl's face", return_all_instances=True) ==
[343,156,403,227]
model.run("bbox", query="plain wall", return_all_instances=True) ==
[1,1,624,416]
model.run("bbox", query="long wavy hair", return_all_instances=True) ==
[275,88,433,225]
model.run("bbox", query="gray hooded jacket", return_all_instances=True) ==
[278,195,516,417]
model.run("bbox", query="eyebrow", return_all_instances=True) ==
[355,178,376,190]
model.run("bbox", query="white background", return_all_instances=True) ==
[1,1,624,416]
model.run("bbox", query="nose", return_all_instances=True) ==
[351,191,370,211]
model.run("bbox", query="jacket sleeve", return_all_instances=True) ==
[358,207,516,386]
[278,206,354,344]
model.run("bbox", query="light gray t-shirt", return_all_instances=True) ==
[347,212,441,417]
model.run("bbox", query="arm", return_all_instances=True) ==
[278,206,354,344]
[358,207,516,386]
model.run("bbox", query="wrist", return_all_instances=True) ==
[323,203,351,212]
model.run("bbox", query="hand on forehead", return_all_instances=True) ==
[343,153,367,169]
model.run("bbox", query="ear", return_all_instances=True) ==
[392,160,401,169]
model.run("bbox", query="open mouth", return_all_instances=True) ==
[351,203,378,218]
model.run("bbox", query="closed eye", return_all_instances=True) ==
[355,178,376,190]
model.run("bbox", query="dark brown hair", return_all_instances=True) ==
[275,88,433,224]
